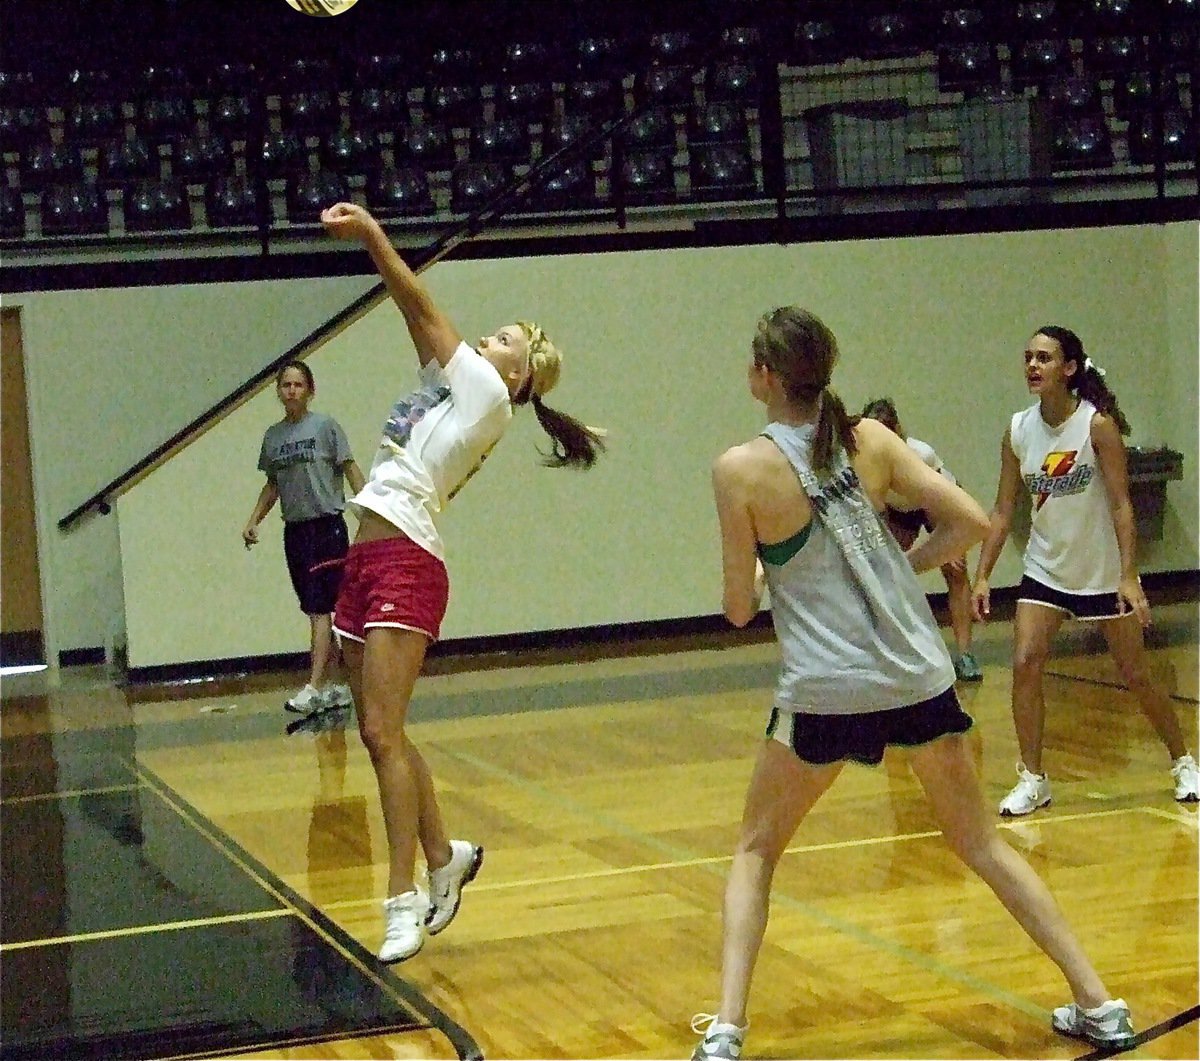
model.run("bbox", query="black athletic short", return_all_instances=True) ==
[1016,574,1125,621]
[283,512,349,615]
[766,686,974,767]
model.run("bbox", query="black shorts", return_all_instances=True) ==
[283,513,349,615]
[884,506,930,550]
[766,686,974,767]
[886,505,930,536]
[1017,574,1124,621]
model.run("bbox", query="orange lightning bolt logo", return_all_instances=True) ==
[1034,451,1077,510]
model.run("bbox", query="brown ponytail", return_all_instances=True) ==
[753,306,856,474]
[1036,325,1131,436]
[812,387,857,474]
[529,394,605,469]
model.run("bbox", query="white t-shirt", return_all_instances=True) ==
[885,436,956,514]
[350,342,512,560]
[1010,399,1120,594]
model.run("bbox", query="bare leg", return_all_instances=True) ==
[941,559,974,656]
[408,741,452,870]
[343,629,451,896]
[908,734,1109,1007]
[718,740,843,1026]
[1098,614,1188,760]
[308,611,335,689]
[1011,603,1068,773]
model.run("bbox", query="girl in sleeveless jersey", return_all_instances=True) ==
[860,397,982,682]
[971,326,1198,816]
[243,361,365,713]
[692,307,1134,1060]
[320,202,604,965]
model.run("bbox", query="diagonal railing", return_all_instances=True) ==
[58,41,744,531]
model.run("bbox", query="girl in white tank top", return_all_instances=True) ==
[970,325,1196,821]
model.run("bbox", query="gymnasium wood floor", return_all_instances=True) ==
[2,603,1196,1061]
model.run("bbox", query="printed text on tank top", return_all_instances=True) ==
[809,465,888,559]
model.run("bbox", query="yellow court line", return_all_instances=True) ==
[0,908,291,951]
[315,804,1171,912]
[2,782,140,805]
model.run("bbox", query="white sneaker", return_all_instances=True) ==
[1052,998,1135,1048]
[379,889,428,963]
[1171,754,1200,802]
[285,683,325,713]
[999,763,1051,816]
[690,1014,748,1060]
[426,840,483,935]
[327,683,353,707]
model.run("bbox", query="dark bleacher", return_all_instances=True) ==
[0,0,1194,257]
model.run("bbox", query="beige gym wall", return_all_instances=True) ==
[113,221,1198,669]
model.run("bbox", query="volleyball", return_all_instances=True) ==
[285,0,361,16]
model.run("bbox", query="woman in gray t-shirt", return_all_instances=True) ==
[243,360,364,713]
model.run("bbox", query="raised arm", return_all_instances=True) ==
[1092,413,1149,625]
[320,202,463,368]
[871,420,988,574]
[971,424,1023,619]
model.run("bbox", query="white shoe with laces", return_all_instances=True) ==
[285,683,325,713]
[426,840,484,935]
[690,1014,748,1061]
[1051,998,1135,1048]
[1171,754,1199,802]
[999,763,1051,816]
[379,888,428,963]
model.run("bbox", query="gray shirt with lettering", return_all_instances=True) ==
[760,422,954,715]
[258,412,354,523]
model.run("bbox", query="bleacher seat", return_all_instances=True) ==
[41,181,108,236]
[123,179,191,232]
[255,130,308,180]
[285,170,350,223]
[320,127,381,176]
[97,136,160,185]
[690,142,757,201]
[365,166,436,217]
[205,174,261,228]
[532,157,597,210]
[20,141,85,191]
[469,118,532,163]
[451,160,511,214]
[619,147,676,205]
[171,134,233,183]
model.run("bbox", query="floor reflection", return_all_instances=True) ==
[0,712,430,1060]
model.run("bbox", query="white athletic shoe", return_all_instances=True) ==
[690,1014,748,1060]
[327,683,353,708]
[379,889,428,963]
[1171,754,1200,802]
[426,840,483,935]
[285,683,325,713]
[999,763,1051,816]
[1051,998,1135,1048]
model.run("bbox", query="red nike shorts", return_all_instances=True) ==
[333,534,450,643]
